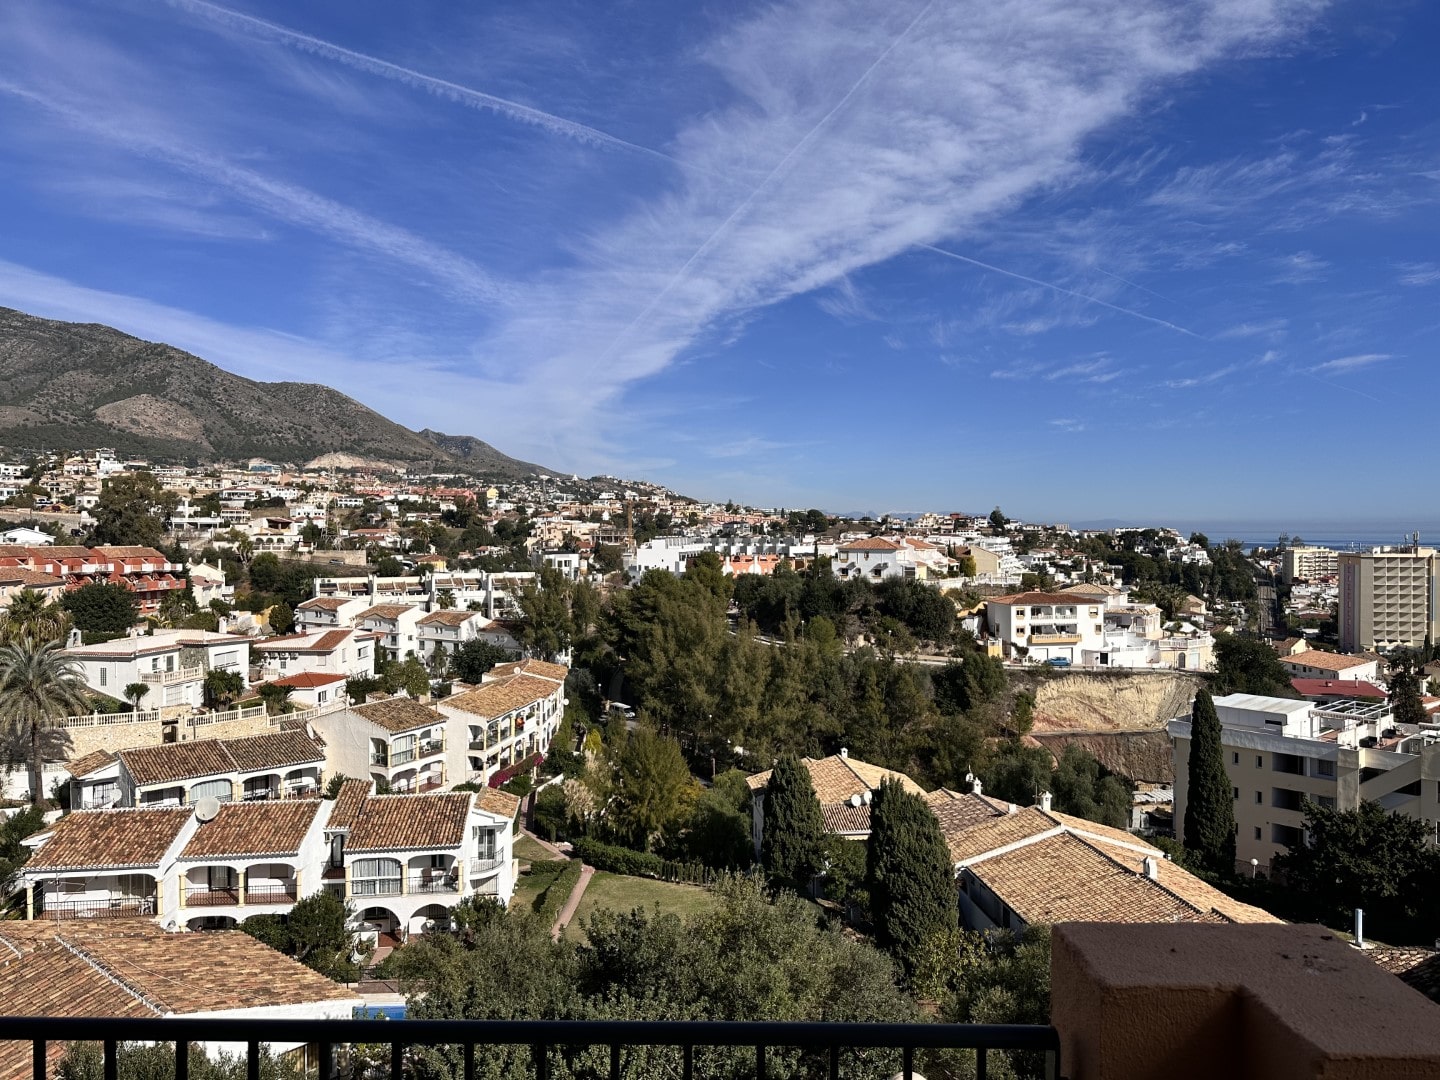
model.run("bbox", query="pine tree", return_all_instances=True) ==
[1183,688,1236,877]
[866,778,958,982]
[760,755,825,886]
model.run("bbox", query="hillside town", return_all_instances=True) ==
[1,444,1438,1078]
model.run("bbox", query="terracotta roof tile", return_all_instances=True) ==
[745,754,925,804]
[271,671,349,689]
[418,610,480,627]
[0,568,65,588]
[347,792,473,852]
[820,803,871,833]
[840,537,902,551]
[487,658,569,683]
[297,597,351,611]
[987,591,1092,606]
[444,674,558,719]
[1283,650,1373,672]
[26,808,191,870]
[358,604,413,621]
[353,697,446,734]
[118,732,323,786]
[944,806,1060,863]
[476,787,521,820]
[65,749,118,779]
[180,800,323,859]
[927,789,1010,839]
[326,778,371,829]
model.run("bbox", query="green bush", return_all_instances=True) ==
[572,838,718,887]
[535,858,584,923]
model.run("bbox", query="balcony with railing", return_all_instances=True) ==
[408,872,460,894]
[38,889,156,920]
[140,664,205,686]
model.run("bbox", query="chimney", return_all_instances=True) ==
[1040,791,1053,813]
[972,777,984,796]
[839,747,848,759]
[1141,856,1159,880]
[1354,907,1367,949]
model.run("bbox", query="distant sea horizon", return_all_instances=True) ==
[1080,520,1440,554]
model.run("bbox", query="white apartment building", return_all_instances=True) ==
[252,626,376,681]
[310,697,451,794]
[355,604,423,662]
[1279,650,1379,684]
[984,592,1107,663]
[66,730,327,810]
[19,780,518,939]
[1338,547,1440,653]
[294,595,371,631]
[416,609,493,664]
[437,659,569,784]
[61,630,251,712]
[1169,693,1440,871]
[1281,546,1339,584]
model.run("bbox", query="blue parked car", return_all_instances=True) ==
[1046,657,1071,667]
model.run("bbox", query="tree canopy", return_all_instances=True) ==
[866,778,959,983]
[90,471,177,547]
[1182,688,1236,878]
[760,755,825,887]
[61,583,138,635]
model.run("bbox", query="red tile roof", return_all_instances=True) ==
[1291,678,1387,700]
[270,671,349,688]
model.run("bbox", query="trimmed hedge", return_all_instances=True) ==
[535,857,584,923]
[571,838,719,888]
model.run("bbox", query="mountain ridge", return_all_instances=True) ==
[0,307,551,478]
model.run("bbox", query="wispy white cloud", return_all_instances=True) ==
[1271,250,1329,284]
[0,77,503,305]
[1164,363,1240,388]
[1048,418,1085,432]
[1218,318,1288,339]
[1397,262,1440,286]
[1257,349,1281,364]
[161,0,694,172]
[1314,352,1388,374]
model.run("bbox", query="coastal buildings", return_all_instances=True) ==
[1338,545,1440,653]
[1168,692,1440,871]
[1280,545,1339,584]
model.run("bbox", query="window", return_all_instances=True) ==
[1255,791,1262,804]
[215,650,239,668]
[1315,759,1335,778]
[98,668,107,687]
[1254,827,1262,840]
[350,858,403,896]
[1232,752,1239,765]
[189,778,232,804]
[1255,755,1264,768]
[1318,795,1336,809]
[1233,787,1239,800]
[472,826,497,860]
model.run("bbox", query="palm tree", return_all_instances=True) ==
[0,589,70,647]
[123,682,150,713]
[0,640,90,805]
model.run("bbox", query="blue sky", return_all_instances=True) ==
[1,0,1437,524]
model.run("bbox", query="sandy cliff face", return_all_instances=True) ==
[1031,670,1205,734]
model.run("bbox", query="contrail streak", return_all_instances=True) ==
[591,0,937,365]
[163,0,692,172]
[919,243,1201,338]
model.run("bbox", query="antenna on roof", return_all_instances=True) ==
[193,796,221,822]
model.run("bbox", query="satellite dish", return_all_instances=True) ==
[849,793,862,808]
[862,790,873,805]
[193,796,221,822]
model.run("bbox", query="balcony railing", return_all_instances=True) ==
[419,738,445,756]
[0,1016,1061,1080]
[40,896,156,920]
[184,887,239,907]
[408,873,460,894]
[243,883,299,904]
[349,878,403,898]
[140,665,205,686]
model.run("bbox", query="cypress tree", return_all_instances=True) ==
[866,778,958,981]
[1182,688,1236,877]
[760,755,825,886]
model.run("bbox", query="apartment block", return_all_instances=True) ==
[1338,546,1440,653]
[1169,692,1440,870]
[1280,545,1339,584]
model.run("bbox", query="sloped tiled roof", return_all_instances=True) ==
[271,671,349,688]
[180,800,323,859]
[358,604,412,621]
[444,674,558,719]
[476,787,521,820]
[346,792,473,852]
[839,537,902,551]
[1370,947,1440,1004]
[987,591,1090,606]
[0,568,64,588]
[488,658,569,683]
[253,628,352,653]
[297,596,352,611]
[926,788,1010,838]
[745,754,925,804]
[1283,650,1373,671]
[118,731,324,786]
[65,749,118,779]
[0,922,358,1016]
[326,778,371,830]
[820,803,871,834]
[418,610,481,627]
[353,697,446,734]
[26,808,191,870]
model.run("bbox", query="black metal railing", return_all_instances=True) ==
[0,1016,1061,1080]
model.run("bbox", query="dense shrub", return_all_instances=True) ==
[572,837,719,887]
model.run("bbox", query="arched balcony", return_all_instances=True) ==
[408,854,459,894]
[183,862,298,907]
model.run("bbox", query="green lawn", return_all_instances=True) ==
[562,872,720,943]
[511,863,565,914]
[515,833,565,864]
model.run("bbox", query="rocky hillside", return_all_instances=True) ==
[0,307,550,478]
[1030,669,1205,734]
